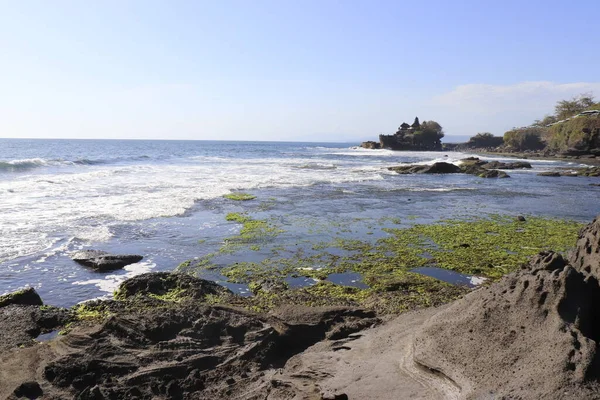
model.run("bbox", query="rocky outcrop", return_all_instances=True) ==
[0,287,42,308]
[360,141,381,149]
[412,215,600,399]
[388,161,510,178]
[72,250,143,271]
[387,162,461,174]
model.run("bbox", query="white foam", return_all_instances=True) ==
[469,276,488,286]
[72,260,155,294]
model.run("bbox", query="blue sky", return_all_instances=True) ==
[1,0,599,141]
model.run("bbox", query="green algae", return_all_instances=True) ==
[179,209,582,315]
[223,193,256,201]
[224,213,283,245]
[380,215,582,278]
[148,288,187,303]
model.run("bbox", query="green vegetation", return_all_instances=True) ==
[503,127,545,151]
[223,193,256,201]
[547,114,600,151]
[466,132,504,148]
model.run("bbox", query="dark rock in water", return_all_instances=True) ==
[114,272,231,300]
[413,214,600,399]
[516,215,526,222]
[72,250,143,271]
[0,287,43,308]
[590,183,600,187]
[482,161,532,169]
[13,381,43,399]
[388,162,461,174]
[538,171,561,177]
[359,141,381,149]
[476,169,509,178]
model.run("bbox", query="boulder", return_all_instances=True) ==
[72,250,143,271]
[0,287,43,308]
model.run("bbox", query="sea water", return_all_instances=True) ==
[1,139,598,306]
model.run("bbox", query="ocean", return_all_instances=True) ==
[1,138,598,307]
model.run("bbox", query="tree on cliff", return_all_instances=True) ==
[467,132,504,148]
[555,93,596,120]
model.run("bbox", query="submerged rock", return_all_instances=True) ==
[482,160,532,169]
[0,287,43,308]
[475,168,509,178]
[538,171,561,177]
[412,214,600,399]
[72,250,143,271]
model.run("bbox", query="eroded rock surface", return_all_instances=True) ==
[0,273,378,399]
[412,216,600,399]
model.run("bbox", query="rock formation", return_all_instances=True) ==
[412,216,600,399]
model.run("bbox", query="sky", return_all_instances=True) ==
[0,0,599,142]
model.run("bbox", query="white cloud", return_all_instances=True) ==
[430,81,600,137]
